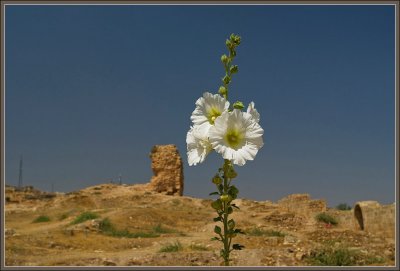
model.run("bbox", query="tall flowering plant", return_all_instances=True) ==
[186,34,264,266]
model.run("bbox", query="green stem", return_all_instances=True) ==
[223,182,229,265]
[222,161,230,266]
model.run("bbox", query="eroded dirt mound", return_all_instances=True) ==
[5,185,395,266]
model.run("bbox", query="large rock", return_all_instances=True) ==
[146,145,184,196]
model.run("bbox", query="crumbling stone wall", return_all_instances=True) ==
[277,194,327,227]
[146,144,184,196]
[278,194,326,217]
[354,201,395,238]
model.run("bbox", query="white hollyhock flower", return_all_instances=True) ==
[186,123,213,166]
[209,109,264,166]
[191,92,230,126]
[247,101,260,123]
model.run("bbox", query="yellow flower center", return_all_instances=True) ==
[200,139,212,152]
[224,129,244,150]
[207,107,221,125]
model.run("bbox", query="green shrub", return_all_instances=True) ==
[71,211,99,225]
[246,227,285,237]
[315,213,338,225]
[159,241,183,252]
[336,203,352,211]
[307,247,357,266]
[98,217,114,232]
[108,229,158,238]
[365,256,385,265]
[99,218,159,238]
[152,223,175,234]
[33,215,51,223]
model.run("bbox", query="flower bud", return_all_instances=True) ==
[222,75,231,85]
[212,175,222,185]
[221,54,228,63]
[218,86,227,96]
[228,219,235,229]
[226,168,237,179]
[230,65,238,74]
[233,101,244,110]
[233,36,241,45]
[220,194,232,202]
[230,34,241,45]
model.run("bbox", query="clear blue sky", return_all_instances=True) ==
[5,5,395,207]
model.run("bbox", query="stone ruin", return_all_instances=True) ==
[275,193,327,228]
[276,194,395,239]
[278,193,327,216]
[145,144,184,196]
[353,201,395,238]
[5,185,57,203]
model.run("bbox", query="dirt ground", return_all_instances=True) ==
[4,184,396,266]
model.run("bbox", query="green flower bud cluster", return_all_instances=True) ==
[218,33,241,100]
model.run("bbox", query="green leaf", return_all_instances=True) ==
[231,204,240,210]
[213,217,222,222]
[227,206,233,214]
[210,237,220,241]
[211,199,222,210]
[228,185,239,196]
[209,192,219,196]
[214,225,222,234]
[228,186,239,199]
[234,228,246,234]
[229,185,239,195]
[212,175,222,185]
[232,244,245,250]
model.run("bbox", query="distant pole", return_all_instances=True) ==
[18,155,23,189]
[119,173,122,185]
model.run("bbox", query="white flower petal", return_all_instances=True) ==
[186,123,213,166]
[190,92,230,126]
[247,101,260,123]
[209,109,264,166]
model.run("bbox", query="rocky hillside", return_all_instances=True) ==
[5,183,395,267]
